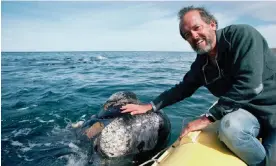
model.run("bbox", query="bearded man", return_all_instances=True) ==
[121,6,276,166]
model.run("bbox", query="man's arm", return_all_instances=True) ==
[121,59,203,115]
[152,61,203,111]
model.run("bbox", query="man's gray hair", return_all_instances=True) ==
[178,6,218,39]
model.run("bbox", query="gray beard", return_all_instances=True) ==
[193,39,212,55]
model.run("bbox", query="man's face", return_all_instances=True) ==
[180,10,216,55]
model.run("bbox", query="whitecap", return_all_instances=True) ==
[21,147,31,152]
[3,149,9,154]
[17,107,29,111]
[2,137,9,141]
[50,113,61,118]
[12,128,32,137]
[31,104,38,107]
[58,146,88,166]
[96,55,107,60]
[58,141,66,145]
[24,157,34,161]
[19,120,30,123]
[35,117,46,123]
[44,143,51,146]
[59,154,87,166]
[11,141,24,147]
[68,142,80,150]
[51,125,69,135]
[19,142,43,152]
[17,154,23,158]
[28,142,43,148]
[83,57,90,62]
[64,118,72,124]
[35,117,55,123]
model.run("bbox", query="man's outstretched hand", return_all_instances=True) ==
[179,116,212,139]
[121,104,152,115]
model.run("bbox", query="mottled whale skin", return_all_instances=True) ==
[73,91,171,165]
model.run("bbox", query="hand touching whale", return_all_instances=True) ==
[121,103,153,115]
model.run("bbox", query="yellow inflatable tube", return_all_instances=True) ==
[151,122,247,166]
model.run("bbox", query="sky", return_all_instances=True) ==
[1,1,276,52]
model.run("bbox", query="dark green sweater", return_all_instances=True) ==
[152,24,276,130]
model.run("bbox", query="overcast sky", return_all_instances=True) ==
[2,1,276,52]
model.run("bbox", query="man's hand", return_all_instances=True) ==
[121,104,152,115]
[179,116,212,139]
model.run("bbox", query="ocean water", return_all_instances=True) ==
[1,51,216,166]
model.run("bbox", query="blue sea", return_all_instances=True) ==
[1,51,217,166]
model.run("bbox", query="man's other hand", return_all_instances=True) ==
[179,116,212,139]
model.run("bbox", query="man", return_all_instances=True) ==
[121,6,276,166]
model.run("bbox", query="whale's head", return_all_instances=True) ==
[73,91,141,140]
[103,91,139,110]
[97,91,140,119]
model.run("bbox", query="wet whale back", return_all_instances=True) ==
[97,110,171,158]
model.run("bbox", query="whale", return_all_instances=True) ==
[72,91,171,165]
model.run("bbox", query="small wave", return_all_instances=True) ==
[96,55,107,60]
[24,156,34,161]
[51,125,70,135]
[19,142,44,152]
[49,112,61,118]
[21,147,32,152]
[40,90,62,100]
[17,154,23,158]
[68,142,80,150]
[58,141,67,145]
[44,143,51,146]
[11,141,24,147]
[58,142,88,166]
[59,154,87,166]
[3,149,9,154]
[54,114,61,118]
[16,152,34,161]
[12,128,32,137]
[35,117,55,123]
[17,107,29,111]
[19,120,30,123]
[80,114,86,119]
[12,101,27,109]
[28,142,43,148]
[64,118,72,124]
[2,137,9,141]
[16,104,37,111]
